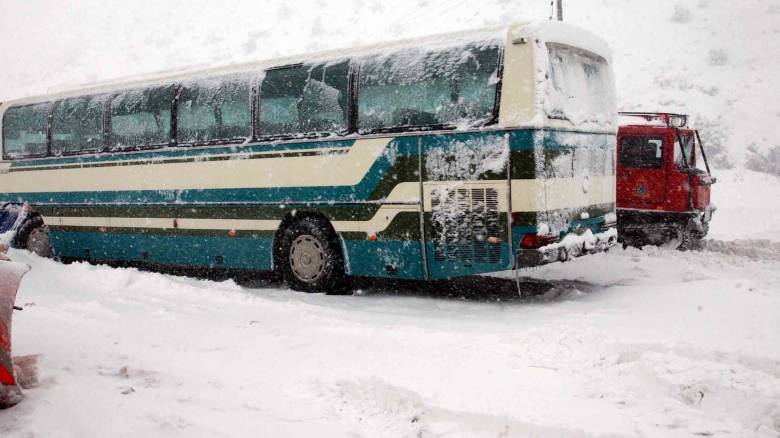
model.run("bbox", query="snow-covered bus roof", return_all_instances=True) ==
[1,20,611,110]
[512,20,612,63]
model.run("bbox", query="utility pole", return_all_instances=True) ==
[556,0,563,21]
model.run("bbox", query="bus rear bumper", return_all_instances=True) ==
[516,227,618,268]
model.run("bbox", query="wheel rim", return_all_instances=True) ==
[27,227,52,257]
[289,234,327,283]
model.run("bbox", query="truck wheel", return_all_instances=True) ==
[14,217,52,258]
[278,217,347,294]
[677,231,694,252]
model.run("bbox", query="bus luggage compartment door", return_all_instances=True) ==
[420,134,511,280]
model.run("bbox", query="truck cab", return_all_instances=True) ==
[616,112,716,249]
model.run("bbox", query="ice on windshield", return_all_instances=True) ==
[544,43,616,128]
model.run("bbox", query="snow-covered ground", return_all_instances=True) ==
[1,220,778,437]
[1,1,780,436]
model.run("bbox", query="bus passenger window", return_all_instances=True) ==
[259,61,349,137]
[299,62,349,134]
[52,95,107,155]
[109,85,174,149]
[619,137,664,168]
[357,43,499,132]
[1,103,51,159]
[178,76,252,144]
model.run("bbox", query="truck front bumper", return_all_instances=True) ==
[517,227,618,268]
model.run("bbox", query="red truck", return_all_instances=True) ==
[616,112,716,249]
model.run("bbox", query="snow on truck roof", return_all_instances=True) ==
[619,112,690,128]
[1,20,611,108]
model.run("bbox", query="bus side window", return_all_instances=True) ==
[109,85,174,150]
[619,136,664,168]
[178,76,252,144]
[299,61,349,134]
[357,43,500,133]
[1,103,51,159]
[259,61,350,137]
[52,95,107,155]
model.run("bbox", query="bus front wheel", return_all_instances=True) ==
[278,217,347,294]
[15,217,52,258]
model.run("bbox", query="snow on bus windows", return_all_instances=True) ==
[177,75,253,144]
[357,43,500,132]
[545,43,615,127]
[52,94,108,155]
[259,61,349,137]
[109,85,174,149]
[620,137,664,169]
[1,103,51,159]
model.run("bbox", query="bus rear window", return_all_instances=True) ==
[357,43,500,132]
[620,137,663,168]
[546,44,615,126]
[2,103,51,159]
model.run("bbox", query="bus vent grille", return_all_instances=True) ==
[431,187,501,265]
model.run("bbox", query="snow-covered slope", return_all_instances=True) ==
[1,0,778,167]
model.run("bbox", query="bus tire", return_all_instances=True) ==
[278,217,347,294]
[15,216,52,258]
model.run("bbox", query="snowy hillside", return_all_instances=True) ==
[1,0,779,168]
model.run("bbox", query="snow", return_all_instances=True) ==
[1,208,779,436]
[1,1,780,436]
[707,169,780,241]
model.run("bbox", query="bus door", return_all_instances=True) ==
[419,134,511,280]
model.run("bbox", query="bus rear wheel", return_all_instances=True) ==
[278,218,347,294]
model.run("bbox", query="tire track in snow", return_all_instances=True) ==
[699,239,780,261]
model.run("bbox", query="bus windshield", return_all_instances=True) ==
[545,43,616,127]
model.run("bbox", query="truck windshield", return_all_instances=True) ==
[545,43,616,127]
[673,134,695,169]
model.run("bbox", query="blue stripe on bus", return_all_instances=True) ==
[50,230,276,270]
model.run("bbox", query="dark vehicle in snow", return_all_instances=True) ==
[616,112,716,249]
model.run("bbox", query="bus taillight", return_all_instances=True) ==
[519,233,559,250]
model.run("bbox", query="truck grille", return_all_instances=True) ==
[430,187,501,264]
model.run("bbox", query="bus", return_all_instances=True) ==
[0,21,618,293]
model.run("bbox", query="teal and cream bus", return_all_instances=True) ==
[0,21,617,292]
